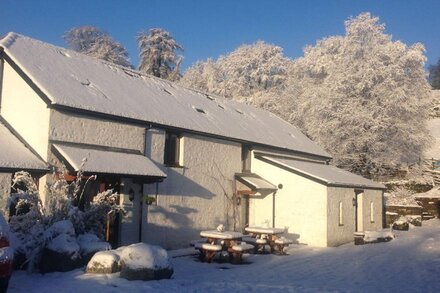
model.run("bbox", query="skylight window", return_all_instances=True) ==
[218,104,225,110]
[192,106,206,114]
[163,89,173,95]
[56,49,71,58]
[235,109,244,115]
[206,94,215,101]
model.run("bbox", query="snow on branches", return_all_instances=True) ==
[64,26,131,68]
[7,170,121,271]
[284,12,432,177]
[137,28,183,81]
[180,41,289,102]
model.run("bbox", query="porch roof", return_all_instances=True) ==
[0,121,48,172]
[235,173,277,192]
[52,143,166,179]
[257,156,386,190]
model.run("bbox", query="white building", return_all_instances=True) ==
[0,33,385,248]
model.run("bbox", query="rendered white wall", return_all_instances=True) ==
[251,154,328,247]
[0,173,12,213]
[327,187,384,246]
[327,187,357,246]
[1,62,50,160]
[1,61,51,200]
[361,189,383,232]
[49,110,145,153]
[143,131,242,249]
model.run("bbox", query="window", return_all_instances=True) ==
[370,202,374,223]
[164,132,183,167]
[339,202,343,226]
[241,145,252,172]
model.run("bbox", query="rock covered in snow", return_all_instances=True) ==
[392,217,410,231]
[86,250,121,274]
[77,233,111,261]
[120,243,173,281]
[40,220,81,273]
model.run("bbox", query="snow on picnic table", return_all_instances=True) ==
[9,219,440,292]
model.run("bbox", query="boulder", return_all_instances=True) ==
[86,250,121,274]
[77,233,111,263]
[40,234,82,273]
[392,217,410,231]
[120,243,173,281]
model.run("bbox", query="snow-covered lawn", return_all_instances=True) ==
[9,220,440,292]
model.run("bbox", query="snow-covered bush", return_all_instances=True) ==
[7,170,120,272]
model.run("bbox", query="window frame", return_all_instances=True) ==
[370,201,375,223]
[163,131,183,167]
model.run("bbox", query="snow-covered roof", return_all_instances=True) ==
[53,144,166,178]
[0,33,331,159]
[258,155,386,189]
[0,121,48,172]
[235,173,277,191]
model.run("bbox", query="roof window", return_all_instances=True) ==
[193,106,206,114]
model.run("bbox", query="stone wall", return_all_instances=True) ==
[414,197,440,219]
[0,173,12,214]
[385,205,422,227]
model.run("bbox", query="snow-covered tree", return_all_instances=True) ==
[284,13,431,177]
[64,26,131,67]
[137,28,183,81]
[180,41,290,103]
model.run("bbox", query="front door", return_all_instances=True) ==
[355,190,364,232]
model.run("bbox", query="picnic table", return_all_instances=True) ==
[244,226,292,255]
[195,230,253,263]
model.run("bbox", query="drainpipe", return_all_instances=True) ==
[272,191,277,228]
[138,185,144,243]
[0,52,4,111]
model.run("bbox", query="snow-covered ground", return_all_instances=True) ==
[9,220,440,292]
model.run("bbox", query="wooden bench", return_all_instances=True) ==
[190,239,207,247]
[230,243,254,263]
[194,242,222,263]
[242,236,268,253]
[273,237,293,255]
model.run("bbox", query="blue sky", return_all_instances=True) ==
[1,0,439,71]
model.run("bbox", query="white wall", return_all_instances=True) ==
[251,154,329,247]
[0,173,12,213]
[143,130,242,249]
[361,189,384,232]
[327,187,357,246]
[327,187,384,246]
[49,110,145,153]
[1,61,51,199]
[1,61,50,160]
